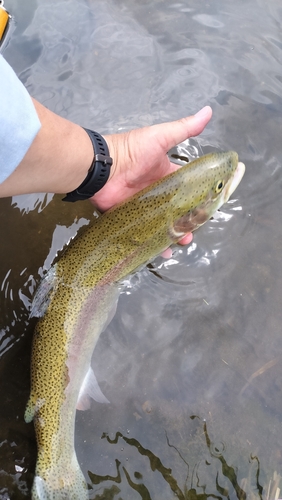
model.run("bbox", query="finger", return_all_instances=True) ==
[160,247,173,259]
[160,232,193,258]
[178,233,193,246]
[151,106,212,152]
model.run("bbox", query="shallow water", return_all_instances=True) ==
[1,0,282,498]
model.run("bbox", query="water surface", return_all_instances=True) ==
[1,0,282,498]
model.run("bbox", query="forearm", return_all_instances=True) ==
[0,99,94,198]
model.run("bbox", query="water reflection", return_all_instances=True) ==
[88,419,264,500]
[12,193,54,214]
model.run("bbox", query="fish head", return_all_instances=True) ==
[171,151,245,239]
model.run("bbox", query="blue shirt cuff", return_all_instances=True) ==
[0,55,41,183]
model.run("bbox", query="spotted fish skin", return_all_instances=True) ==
[25,151,245,499]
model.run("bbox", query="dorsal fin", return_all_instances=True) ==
[30,265,58,318]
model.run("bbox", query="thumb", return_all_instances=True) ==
[152,106,212,152]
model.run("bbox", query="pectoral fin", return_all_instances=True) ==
[24,394,45,423]
[25,397,36,423]
[77,368,109,410]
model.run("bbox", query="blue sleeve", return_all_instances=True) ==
[0,55,41,183]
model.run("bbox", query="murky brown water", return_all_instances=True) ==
[1,0,282,498]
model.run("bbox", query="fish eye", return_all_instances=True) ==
[215,180,224,193]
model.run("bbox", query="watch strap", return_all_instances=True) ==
[62,128,112,202]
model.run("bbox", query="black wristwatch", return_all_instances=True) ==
[62,128,113,202]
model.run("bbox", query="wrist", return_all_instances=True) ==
[91,132,127,211]
[56,124,94,193]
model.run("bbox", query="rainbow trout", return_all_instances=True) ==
[25,151,245,499]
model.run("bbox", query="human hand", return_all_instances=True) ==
[92,106,212,246]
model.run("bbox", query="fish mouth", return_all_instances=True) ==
[225,161,245,201]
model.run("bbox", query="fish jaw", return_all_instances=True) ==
[223,161,245,203]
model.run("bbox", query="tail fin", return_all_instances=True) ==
[32,454,89,500]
